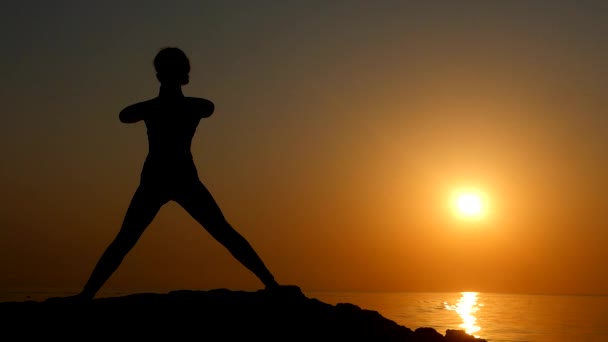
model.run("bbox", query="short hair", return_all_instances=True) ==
[154,47,190,85]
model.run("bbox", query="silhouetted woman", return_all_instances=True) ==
[74,47,279,300]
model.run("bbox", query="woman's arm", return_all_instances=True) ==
[188,97,215,118]
[119,101,150,123]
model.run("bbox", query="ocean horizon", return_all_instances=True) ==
[2,289,607,342]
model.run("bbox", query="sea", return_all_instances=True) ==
[2,290,607,342]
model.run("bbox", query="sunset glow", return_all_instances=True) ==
[452,190,486,220]
[1,1,607,301]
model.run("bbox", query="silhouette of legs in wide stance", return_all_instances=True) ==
[80,179,278,299]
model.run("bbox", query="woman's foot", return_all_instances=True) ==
[264,278,280,290]
[263,284,304,298]
[44,293,92,304]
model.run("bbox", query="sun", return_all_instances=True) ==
[457,194,482,216]
[452,190,486,220]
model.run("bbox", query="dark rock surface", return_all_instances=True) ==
[0,286,486,341]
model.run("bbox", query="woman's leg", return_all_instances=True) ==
[79,184,165,299]
[175,181,278,289]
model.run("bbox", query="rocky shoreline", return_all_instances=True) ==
[1,286,486,341]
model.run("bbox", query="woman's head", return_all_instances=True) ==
[154,47,190,86]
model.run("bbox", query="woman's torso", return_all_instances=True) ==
[140,97,202,184]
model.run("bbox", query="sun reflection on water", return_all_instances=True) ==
[444,292,481,336]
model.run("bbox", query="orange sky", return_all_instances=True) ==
[1,1,607,295]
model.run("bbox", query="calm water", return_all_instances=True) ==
[2,290,607,342]
[307,292,608,342]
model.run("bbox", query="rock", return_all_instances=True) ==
[415,327,446,341]
[0,286,486,342]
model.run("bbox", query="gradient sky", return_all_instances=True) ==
[1,1,607,295]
